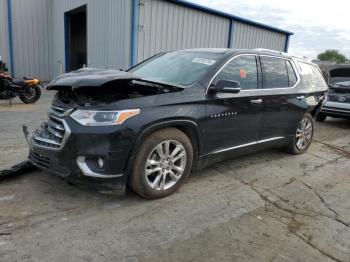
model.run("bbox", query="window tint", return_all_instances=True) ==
[286,61,297,86]
[214,55,258,90]
[261,57,288,88]
[298,62,327,88]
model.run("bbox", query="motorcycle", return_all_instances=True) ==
[0,67,42,104]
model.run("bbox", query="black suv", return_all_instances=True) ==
[28,49,328,198]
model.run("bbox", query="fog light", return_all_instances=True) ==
[98,158,104,169]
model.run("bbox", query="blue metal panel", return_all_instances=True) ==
[64,13,70,73]
[284,35,290,52]
[173,0,293,36]
[227,19,235,48]
[227,20,232,48]
[131,0,138,66]
[6,0,14,75]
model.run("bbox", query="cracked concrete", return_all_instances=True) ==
[1,91,350,261]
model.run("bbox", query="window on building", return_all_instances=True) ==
[214,55,258,90]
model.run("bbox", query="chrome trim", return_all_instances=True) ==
[31,117,71,151]
[76,156,124,178]
[258,137,285,143]
[32,135,61,146]
[250,98,263,104]
[323,101,350,110]
[48,106,74,118]
[47,126,64,138]
[206,53,301,94]
[48,120,65,131]
[223,87,241,92]
[212,136,285,154]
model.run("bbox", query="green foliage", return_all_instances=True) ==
[317,49,347,63]
[0,60,8,72]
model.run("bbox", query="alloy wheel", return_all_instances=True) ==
[145,140,187,191]
[295,117,313,150]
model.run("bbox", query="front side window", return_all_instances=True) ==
[261,56,288,88]
[214,55,258,90]
[129,51,224,86]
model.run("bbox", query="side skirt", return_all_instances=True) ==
[195,136,290,171]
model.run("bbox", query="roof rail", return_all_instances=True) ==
[254,48,286,55]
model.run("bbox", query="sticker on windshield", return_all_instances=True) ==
[192,58,216,66]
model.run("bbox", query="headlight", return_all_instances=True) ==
[70,109,140,126]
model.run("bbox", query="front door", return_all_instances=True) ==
[205,55,264,154]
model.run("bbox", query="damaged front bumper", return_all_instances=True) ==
[27,106,136,194]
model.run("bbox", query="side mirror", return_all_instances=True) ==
[210,80,241,94]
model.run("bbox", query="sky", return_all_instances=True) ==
[189,0,350,60]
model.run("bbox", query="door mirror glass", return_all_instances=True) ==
[210,80,241,94]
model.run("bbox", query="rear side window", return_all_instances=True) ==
[214,55,258,90]
[261,56,288,88]
[298,62,327,87]
[286,61,297,86]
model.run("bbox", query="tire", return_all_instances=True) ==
[19,84,41,104]
[316,113,327,122]
[128,128,193,199]
[285,113,314,155]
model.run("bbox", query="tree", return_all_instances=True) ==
[317,49,347,63]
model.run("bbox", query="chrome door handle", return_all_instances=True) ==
[250,99,263,104]
[296,96,305,100]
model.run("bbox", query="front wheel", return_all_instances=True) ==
[19,84,41,104]
[285,113,314,155]
[129,128,193,199]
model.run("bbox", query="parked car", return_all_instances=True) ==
[317,65,350,121]
[28,48,328,199]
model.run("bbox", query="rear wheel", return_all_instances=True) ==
[129,128,193,199]
[19,84,41,104]
[285,113,314,155]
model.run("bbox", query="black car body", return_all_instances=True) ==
[318,65,350,120]
[28,49,328,198]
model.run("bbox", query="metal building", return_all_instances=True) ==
[0,0,293,80]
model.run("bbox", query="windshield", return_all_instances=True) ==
[332,80,350,87]
[129,51,224,86]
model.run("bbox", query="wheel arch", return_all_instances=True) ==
[126,119,203,176]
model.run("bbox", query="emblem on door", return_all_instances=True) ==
[210,112,237,119]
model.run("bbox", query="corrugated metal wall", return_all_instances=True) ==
[1,0,289,80]
[87,0,132,70]
[0,0,9,71]
[231,21,286,51]
[51,0,132,78]
[11,0,52,79]
[137,0,230,63]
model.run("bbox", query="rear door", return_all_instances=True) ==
[205,54,264,153]
[259,56,304,139]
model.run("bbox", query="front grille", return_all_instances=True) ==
[328,94,350,103]
[29,151,50,169]
[32,105,71,150]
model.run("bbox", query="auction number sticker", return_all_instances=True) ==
[192,58,216,66]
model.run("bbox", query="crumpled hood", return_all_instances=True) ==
[47,68,142,90]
